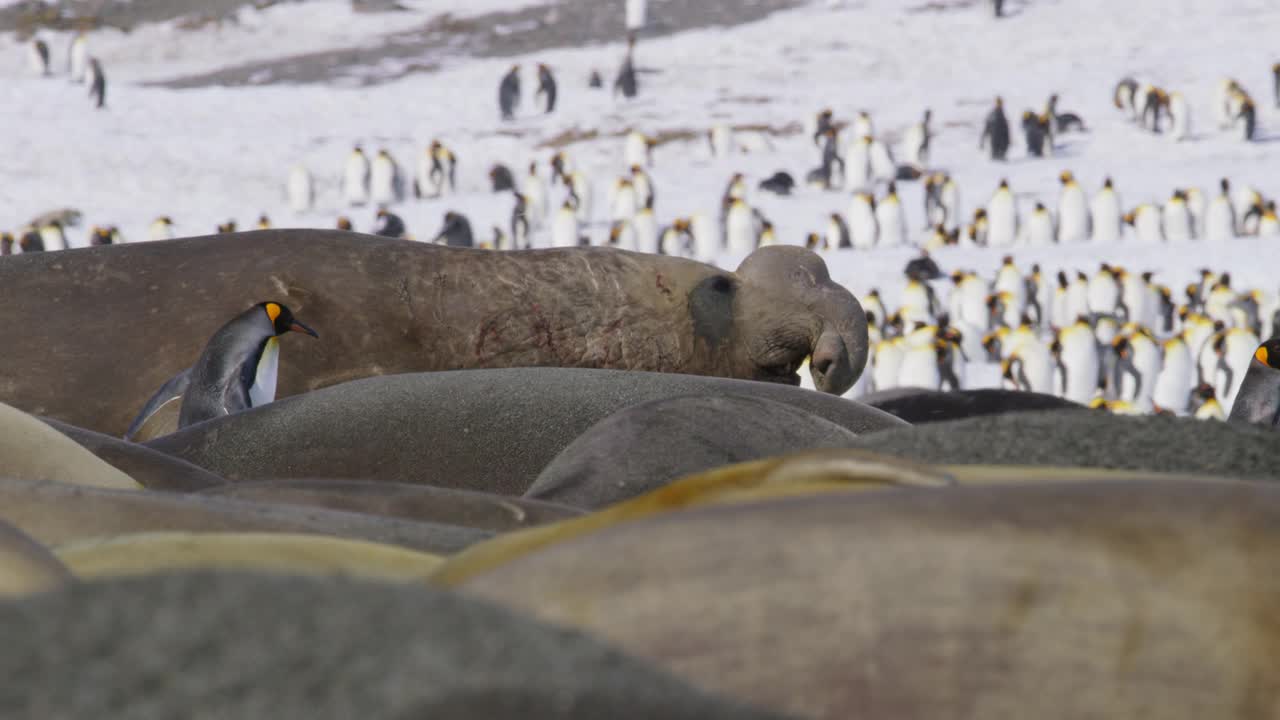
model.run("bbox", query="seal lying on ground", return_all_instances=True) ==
[458,475,1280,719]
[40,417,225,491]
[0,231,867,436]
[524,394,861,509]
[0,478,490,555]
[859,387,1084,424]
[851,409,1280,480]
[0,572,787,719]
[145,368,906,494]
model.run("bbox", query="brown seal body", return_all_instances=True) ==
[0,231,866,435]
[458,476,1280,718]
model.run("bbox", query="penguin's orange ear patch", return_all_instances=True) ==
[265,303,282,323]
[1257,345,1269,366]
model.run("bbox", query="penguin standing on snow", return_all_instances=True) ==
[1114,77,1139,120]
[417,141,457,198]
[489,164,516,193]
[875,182,907,248]
[986,179,1018,247]
[609,177,639,222]
[724,198,757,255]
[902,109,931,167]
[614,34,639,99]
[522,162,548,229]
[28,38,50,76]
[286,165,313,213]
[826,213,851,250]
[853,111,874,139]
[1162,190,1193,241]
[535,64,557,114]
[370,149,405,205]
[709,123,734,158]
[979,97,1010,161]
[1023,203,1055,246]
[1045,94,1086,133]
[1124,204,1164,243]
[433,212,474,247]
[807,128,845,190]
[848,192,878,249]
[844,135,873,191]
[1228,338,1280,427]
[1021,111,1051,157]
[68,32,88,82]
[1090,177,1121,243]
[551,200,580,248]
[87,58,106,109]
[1141,86,1169,133]
[630,165,654,210]
[1056,170,1088,243]
[1205,178,1236,241]
[373,209,406,239]
[624,131,653,168]
[1236,97,1257,141]
[632,207,658,253]
[343,146,371,207]
[1168,91,1190,141]
[499,65,521,121]
[510,194,530,249]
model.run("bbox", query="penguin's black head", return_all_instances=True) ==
[1255,338,1280,369]
[1103,177,1113,189]
[259,301,318,339]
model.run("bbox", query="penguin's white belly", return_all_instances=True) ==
[1024,213,1054,246]
[1204,202,1234,241]
[248,337,280,409]
[287,168,313,213]
[897,349,940,390]
[628,212,654,253]
[1090,198,1120,243]
[1162,205,1192,241]
[691,214,718,261]
[873,345,903,392]
[725,208,756,255]
[987,204,1017,247]
[343,160,369,204]
[551,212,579,248]
[1134,209,1163,243]
[875,203,905,248]
[370,162,398,205]
[1058,192,1087,243]
[848,203,877,249]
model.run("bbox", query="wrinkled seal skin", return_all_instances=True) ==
[0,231,867,436]
[460,478,1280,719]
[143,369,906,495]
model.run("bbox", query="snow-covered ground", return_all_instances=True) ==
[2,0,1279,413]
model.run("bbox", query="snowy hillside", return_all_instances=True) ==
[3,0,1279,414]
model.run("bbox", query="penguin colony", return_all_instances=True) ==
[5,13,1280,426]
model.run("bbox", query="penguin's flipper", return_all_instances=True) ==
[124,366,192,442]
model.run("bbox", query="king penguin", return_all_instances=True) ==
[1054,319,1101,404]
[551,199,580,248]
[875,182,906,248]
[1056,170,1089,243]
[826,212,851,250]
[624,131,653,168]
[1227,338,1280,426]
[980,97,1010,161]
[632,207,658,253]
[510,193,530,249]
[87,57,105,109]
[1204,178,1236,241]
[844,136,872,192]
[853,111,874,139]
[986,179,1018,247]
[1161,190,1193,241]
[433,211,474,248]
[868,137,896,183]
[499,64,521,121]
[1125,204,1164,243]
[902,109,932,167]
[629,165,654,210]
[370,149,404,206]
[725,198,757,256]
[847,192,878,249]
[609,177,639,222]
[28,38,49,76]
[1168,91,1190,141]
[522,162,548,230]
[175,302,317,430]
[68,32,89,82]
[148,216,176,241]
[535,63,557,114]
[1090,177,1121,243]
[614,34,639,99]
[1023,203,1055,246]
[286,165,313,213]
[343,146,371,207]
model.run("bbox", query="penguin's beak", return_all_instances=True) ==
[290,321,319,338]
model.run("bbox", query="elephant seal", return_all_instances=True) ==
[0,519,72,598]
[40,417,226,491]
[145,369,906,494]
[860,387,1084,424]
[200,480,583,532]
[56,532,443,583]
[0,401,139,490]
[852,409,1280,480]
[525,394,861,509]
[0,478,491,555]
[458,477,1280,719]
[0,231,866,436]
[0,572,787,719]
